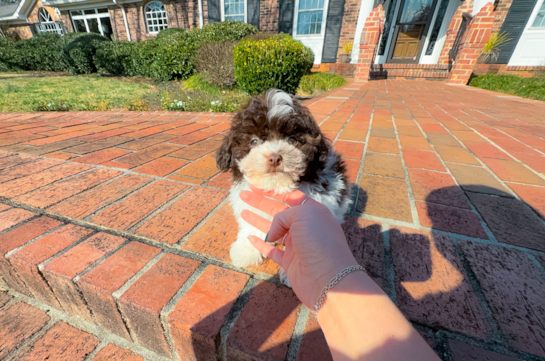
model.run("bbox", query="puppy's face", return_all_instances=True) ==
[216,89,329,193]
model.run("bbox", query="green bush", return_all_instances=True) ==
[156,27,186,38]
[298,73,347,94]
[14,33,68,71]
[94,41,134,75]
[199,21,257,42]
[0,38,18,71]
[64,33,110,74]
[234,34,314,94]
[182,73,222,94]
[469,74,545,101]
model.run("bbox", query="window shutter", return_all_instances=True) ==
[495,0,539,63]
[247,0,260,28]
[322,0,346,63]
[207,0,221,23]
[279,0,295,34]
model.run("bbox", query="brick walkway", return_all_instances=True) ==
[0,80,544,361]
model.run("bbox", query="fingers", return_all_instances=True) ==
[249,184,309,207]
[266,207,296,244]
[248,236,284,264]
[240,190,288,217]
[241,210,271,234]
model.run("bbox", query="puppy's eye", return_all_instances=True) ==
[287,137,296,144]
[250,139,258,147]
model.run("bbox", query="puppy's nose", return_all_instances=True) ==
[268,154,283,167]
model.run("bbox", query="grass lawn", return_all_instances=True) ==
[469,74,545,102]
[0,72,347,112]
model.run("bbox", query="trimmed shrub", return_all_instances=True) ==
[94,41,134,75]
[0,38,18,71]
[242,31,278,42]
[199,21,257,42]
[234,34,314,94]
[156,27,186,39]
[64,33,110,74]
[14,33,68,71]
[194,40,237,88]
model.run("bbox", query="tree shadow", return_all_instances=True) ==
[182,184,545,360]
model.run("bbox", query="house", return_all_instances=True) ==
[1,0,544,79]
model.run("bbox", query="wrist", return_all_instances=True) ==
[309,257,360,308]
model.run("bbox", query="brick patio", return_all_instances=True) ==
[0,80,544,361]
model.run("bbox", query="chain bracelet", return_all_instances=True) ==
[312,265,366,316]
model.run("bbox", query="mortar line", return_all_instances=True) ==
[286,306,309,361]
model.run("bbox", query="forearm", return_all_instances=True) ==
[316,272,440,361]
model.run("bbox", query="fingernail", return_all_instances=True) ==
[264,233,268,243]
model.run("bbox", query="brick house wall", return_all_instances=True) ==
[259,0,279,32]
[491,0,513,33]
[4,0,62,40]
[336,0,360,62]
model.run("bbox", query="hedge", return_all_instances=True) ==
[234,34,314,94]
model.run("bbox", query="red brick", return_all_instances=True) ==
[0,158,63,183]
[334,140,365,160]
[169,265,249,361]
[38,124,96,137]
[89,180,188,231]
[42,233,125,322]
[206,171,233,190]
[115,143,181,166]
[168,175,205,184]
[17,322,99,361]
[117,133,177,151]
[133,157,188,177]
[0,290,10,307]
[362,153,405,179]
[25,130,90,146]
[446,163,510,196]
[0,204,10,212]
[0,303,51,359]
[169,139,222,160]
[43,151,77,160]
[459,241,545,356]
[0,216,62,295]
[480,158,545,186]
[134,186,227,244]
[8,224,93,308]
[396,125,423,137]
[119,254,201,356]
[467,192,545,251]
[403,149,445,171]
[408,168,469,208]
[49,174,152,219]
[0,163,91,198]
[206,121,231,132]
[101,160,135,169]
[166,123,209,136]
[125,124,176,138]
[65,136,132,155]
[0,153,35,170]
[416,201,488,238]
[171,131,216,145]
[507,183,545,220]
[448,340,518,361]
[465,142,510,159]
[76,128,134,142]
[511,152,545,174]
[14,168,121,208]
[421,124,448,133]
[71,148,131,165]
[77,242,162,339]
[358,175,413,222]
[366,137,399,153]
[176,155,220,180]
[343,159,360,184]
[399,135,433,150]
[92,344,144,361]
[227,280,301,361]
[389,228,489,338]
[426,133,462,148]
[296,316,332,361]
[0,208,35,232]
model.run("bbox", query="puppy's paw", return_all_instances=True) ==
[230,238,263,267]
[279,268,291,288]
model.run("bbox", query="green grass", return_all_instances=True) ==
[469,74,545,102]
[0,75,154,112]
[297,73,347,97]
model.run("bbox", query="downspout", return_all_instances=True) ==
[113,0,132,41]
[198,0,203,28]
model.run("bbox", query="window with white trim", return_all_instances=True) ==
[296,0,325,35]
[223,0,245,22]
[145,1,168,34]
[70,8,113,38]
[38,8,52,23]
[531,1,545,28]
[36,7,65,35]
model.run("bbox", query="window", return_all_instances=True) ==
[297,0,325,35]
[36,8,65,35]
[70,8,113,38]
[223,0,245,22]
[145,1,168,34]
[38,8,52,23]
[531,1,545,28]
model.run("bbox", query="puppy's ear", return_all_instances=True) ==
[216,134,232,172]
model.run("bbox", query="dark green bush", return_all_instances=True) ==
[156,27,186,38]
[13,33,68,71]
[0,38,18,71]
[234,34,314,94]
[64,33,110,74]
[199,21,257,42]
[94,41,134,75]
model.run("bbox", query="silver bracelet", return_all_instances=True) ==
[312,265,366,316]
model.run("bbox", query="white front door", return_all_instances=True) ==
[293,0,330,65]
[508,0,545,66]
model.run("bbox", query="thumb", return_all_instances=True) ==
[267,207,297,244]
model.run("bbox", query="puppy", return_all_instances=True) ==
[216,89,353,285]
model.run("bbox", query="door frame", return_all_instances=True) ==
[386,0,440,63]
[292,0,330,65]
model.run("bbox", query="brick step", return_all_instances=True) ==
[0,208,326,361]
[370,64,449,80]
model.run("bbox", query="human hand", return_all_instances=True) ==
[240,185,359,308]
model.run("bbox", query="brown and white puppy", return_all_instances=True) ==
[216,89,352,285]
